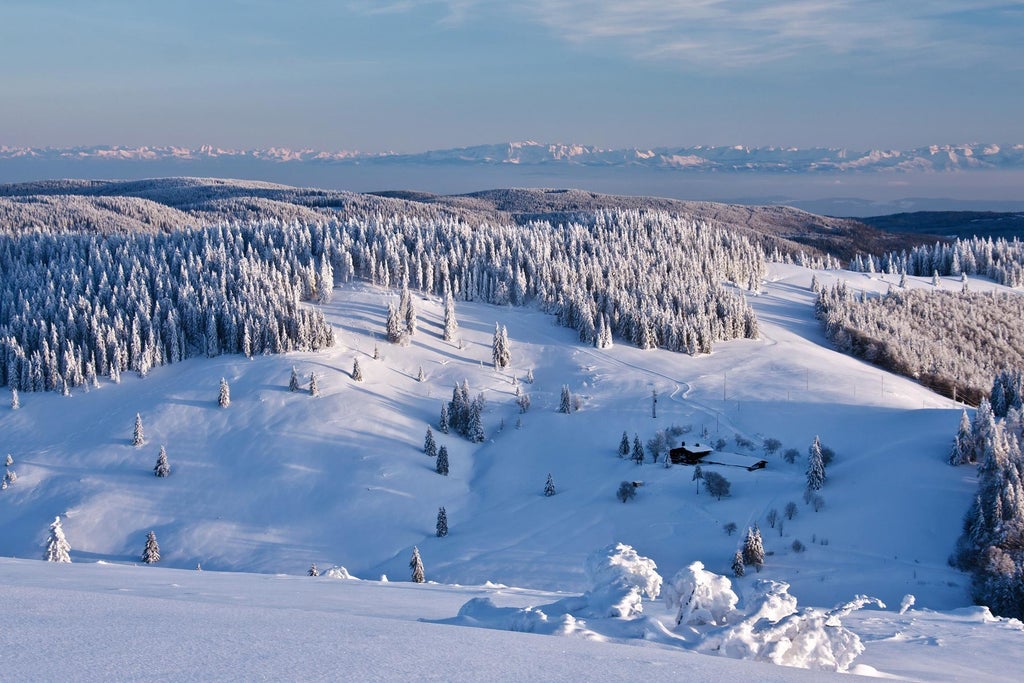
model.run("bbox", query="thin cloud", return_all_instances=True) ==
[351,0,1024,69]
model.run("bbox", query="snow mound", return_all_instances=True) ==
[583,542,662,618]
[663,561,738,626]
[324,566,358,580]
[697,578,884,673]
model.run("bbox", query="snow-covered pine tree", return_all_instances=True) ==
[632,434,644,465]
[491,324,511,370]
[218,377,230,408]
[352,358,363,382]
[385,303,405,344]
[417,366,425,382]
[438,403,450,434]
[5,453,13,467]
[133,413,145,447]
[742,525,765,570]
[525,368,534,384]
[732,550,745,577]
[468,398,485,443]
[402,285,417,336]
[289,366,301,392]
[544,473,556,497]
[436,507,448,537]
[154,446,170,477]
[436,445,450,476]
[10,387,18,410]
[308,563,320,577]
[309,371,320,397]
[692,464,703,492]
[424,427,437,458]
[141,531,160,564]
[950,409,975,466]
[806,435,826,491]
[44,516,71,563]
[972,399,998,465]
[410,546,425,583]
[618,431,630,458]
[559,385,572,414]
[443,292,458,342]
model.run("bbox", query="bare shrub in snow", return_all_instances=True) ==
[703,472,731,500]
[616,481,637,503]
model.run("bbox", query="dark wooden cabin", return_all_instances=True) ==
[669,441,714,465]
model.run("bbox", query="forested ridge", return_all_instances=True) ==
[1,209,763,392]
[816,283,1024,404]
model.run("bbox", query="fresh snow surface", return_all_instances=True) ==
[3,263,1024,679]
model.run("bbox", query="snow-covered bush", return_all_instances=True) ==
[663,561,738,626]
[582,543,662,618]
[324,566,357,580]
[696,578,883,673]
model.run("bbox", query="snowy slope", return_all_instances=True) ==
[4,263,1024,678]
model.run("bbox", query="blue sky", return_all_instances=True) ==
[2,0,1021,151]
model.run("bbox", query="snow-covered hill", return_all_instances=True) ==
[3,263,1024,679]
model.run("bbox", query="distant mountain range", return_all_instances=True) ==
[2,141,1023,173]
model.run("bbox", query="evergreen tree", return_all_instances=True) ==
[401,285,417,336]
[806,435,826,491]
[443,292,458,343]
[10,387,19,410]
[439,403,450,434]
[468,398,485,443]
[632,434,644,465]
[218,377,230,408]
[618,431,630,458]
[308,563,320,577]
[352,358,363,382]
[289,366,301,392]
[492,323,511,370]
[972,399,998,465]
[617,481,637,502]
[417,366,426,382]
[525,368,534,384]
[950,409,975,466]
[732,550,745,577]
[141,530,160,564]
[132,413,145,447]
[559,385,572,414]
[692,464,703,493]
[154,446,170,477]
[385,302,405,344]
[410,546,425,583]
[44,516,71,563]
[309,371,320,396]
[436,445,450,476]
[436,507,448,537]
[424,427,437,458]
[742,525,765,570]
[5,453,13,467]
[544,473,556,497]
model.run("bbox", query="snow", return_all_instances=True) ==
[4,262,1024,678]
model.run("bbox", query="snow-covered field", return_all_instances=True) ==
[3,263,1023,680]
